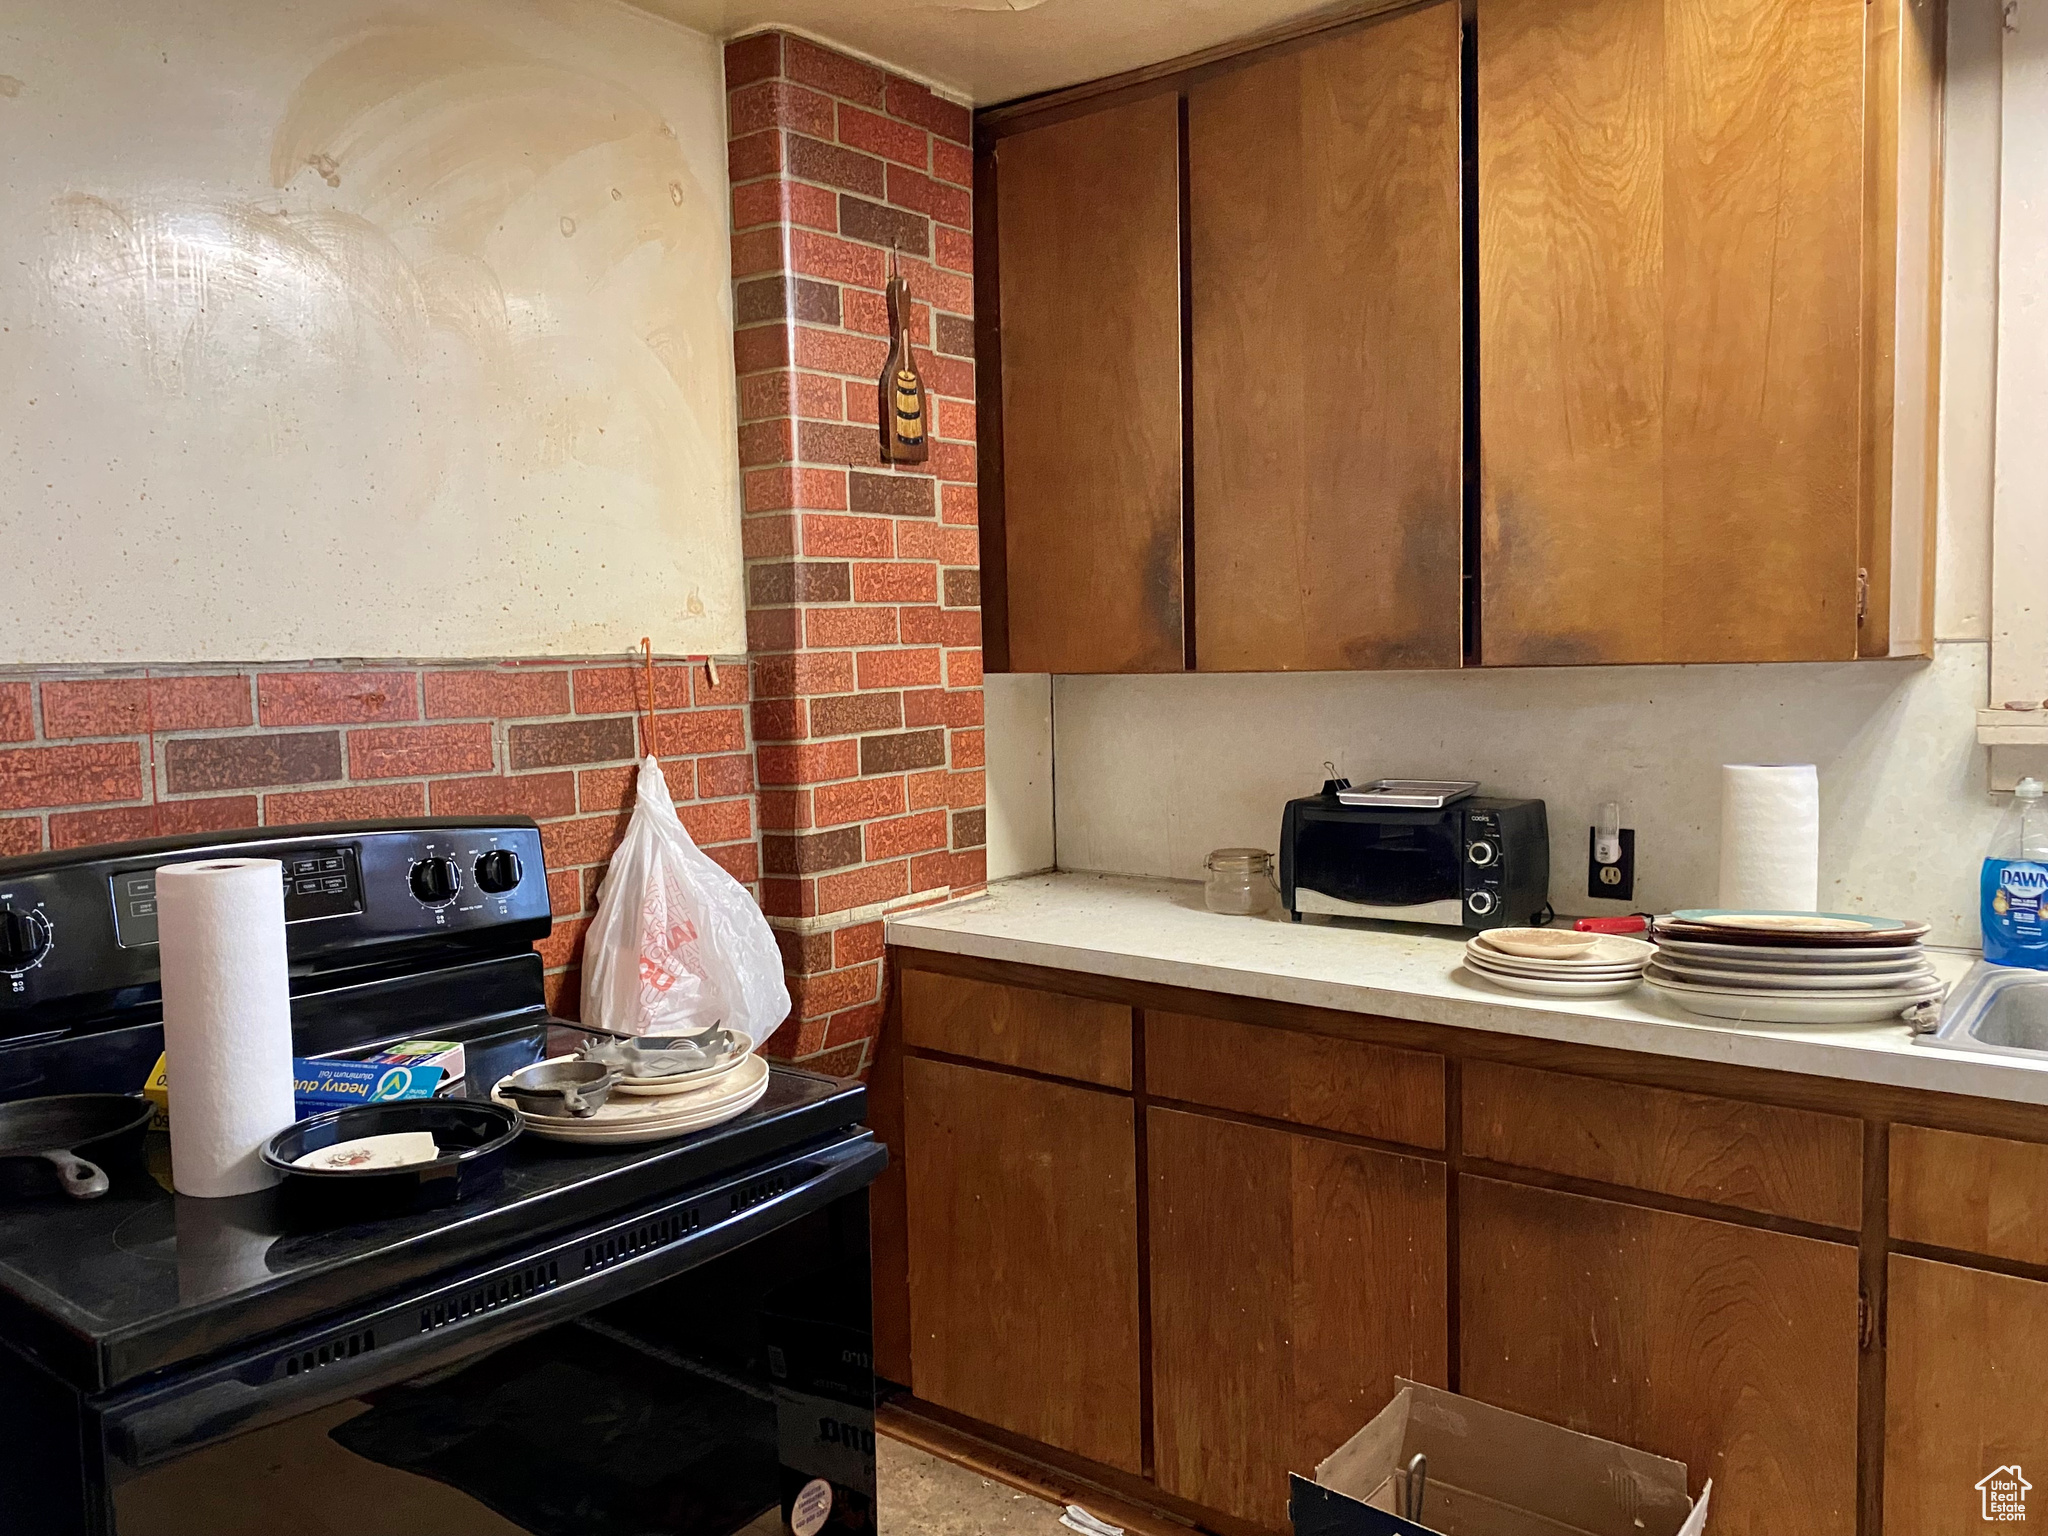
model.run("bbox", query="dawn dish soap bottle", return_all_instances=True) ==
[1984,777,2048,968]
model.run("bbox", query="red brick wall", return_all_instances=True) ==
[726,32,985,1076]
[0,661,755,1020]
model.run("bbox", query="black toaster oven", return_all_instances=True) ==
[1279,792,1549,931]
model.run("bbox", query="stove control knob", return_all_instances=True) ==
[408,857,462,907]
[0,906,52,974]
[474,849,523,894]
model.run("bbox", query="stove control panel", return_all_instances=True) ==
[0,819,550,1018]
[110,846,365,950]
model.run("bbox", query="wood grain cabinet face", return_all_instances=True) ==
[903,1056,1145,1474]
[1476,0,1869,664]
[1885,1255,2048,1536]
[1459,1177,1860,1536]
[1187,3,1464,672]
[1890,1122,2048,1266]
[1149,1108,1448,1531]
[1145,1011,1445,1148]
[995,94,1184,675]
[1461,1061,1862,1227]
[901,969,1132,1088]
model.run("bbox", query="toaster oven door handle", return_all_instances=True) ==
[1291,890,1468,925]
[96,1133,887,1470]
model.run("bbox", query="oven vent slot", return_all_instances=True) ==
[730,1166,801,1214]
[418,1259,561,1332]
[282,1327,377,1377]
[583,1207,703,1273]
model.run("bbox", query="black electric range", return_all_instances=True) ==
[0,821,884,1536]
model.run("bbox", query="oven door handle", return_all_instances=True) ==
[99,1134,886,1470]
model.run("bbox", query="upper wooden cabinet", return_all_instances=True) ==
[1476,0,1935,664]
[1189,3,1464,671]
[977,0,1937,673]
[993,95,1185,674]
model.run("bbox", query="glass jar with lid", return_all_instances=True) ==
[1203,848,1277,916]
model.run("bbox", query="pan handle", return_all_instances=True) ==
[41,1149,109,1199]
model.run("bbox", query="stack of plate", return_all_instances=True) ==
[1645,910,1943,1024]
[494,1051,769,1146]
[1462,928,1654,998]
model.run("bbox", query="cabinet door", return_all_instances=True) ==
[1150,1108,1448,1531]
[1476,0,1867,663]
[1460,1177,1859,1535]
[995,95,1183,674]
[1188,2,1464,672]
[1886,1255,2048,1535]
[903,1056,1144,1472]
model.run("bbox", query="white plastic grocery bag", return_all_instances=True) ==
[580,756,790,1044]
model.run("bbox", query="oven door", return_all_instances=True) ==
[90,1135,883,1536]
[1291,807,1464,920]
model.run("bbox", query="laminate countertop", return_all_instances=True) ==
[882,872,2043,1107]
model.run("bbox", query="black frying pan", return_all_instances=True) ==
[0,1094,155,1200]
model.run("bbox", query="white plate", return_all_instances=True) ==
[1460,964,1645,999]
[1646,959,1938,993]
[495,1054,768,1128]
[1464,951,1647,982]
[1480,927,1603,960]
[1644,977,1944,1025]
[1645,971,1945,1003]
[1652,937,1929,969]
[613,1048,759,1095]
[1472,932,1653,969]
[517,1068,772,1145]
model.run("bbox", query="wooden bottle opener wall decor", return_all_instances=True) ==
[878,247,930,464]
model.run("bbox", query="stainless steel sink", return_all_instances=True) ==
[1917,962,2048,1059]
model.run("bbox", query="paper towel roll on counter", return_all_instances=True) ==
[1717,764,1820,912]
[157,858,297,1198]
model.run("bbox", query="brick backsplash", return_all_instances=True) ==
[726,31,984,1077]
[0,661,756,1023]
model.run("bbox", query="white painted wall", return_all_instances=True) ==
[982,672,1055,878]
[987,0,2018,946]
[0,0,743,664]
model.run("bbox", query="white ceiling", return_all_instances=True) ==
[633,0,1359,106]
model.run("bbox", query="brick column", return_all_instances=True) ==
[724,31,985,1076]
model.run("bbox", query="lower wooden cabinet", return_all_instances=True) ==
[901,1055,1145,1473]
[1148,1109,1448,1531]
[1885,1255,2048,1535]
[1459,1177,1861,1536]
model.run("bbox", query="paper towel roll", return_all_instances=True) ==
[1718,764,1821,912]
[157,858,297,1198]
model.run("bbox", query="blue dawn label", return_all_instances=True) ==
[1984,859,2048,968]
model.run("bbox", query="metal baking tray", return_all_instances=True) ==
[1333,779,1479,809]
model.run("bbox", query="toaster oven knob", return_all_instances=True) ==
[1467,839,1498,868]
[1467,889,1498,918]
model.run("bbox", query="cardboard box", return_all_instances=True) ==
[1290,1381,1711,1536]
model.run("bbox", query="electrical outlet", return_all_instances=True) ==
[1587,826,1635,901]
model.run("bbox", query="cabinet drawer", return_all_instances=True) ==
[1144,1011,1444,1149]
[1462,1061,1862,1228]
[1891,1123,2048,1264]
[900,969,1132,1088]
